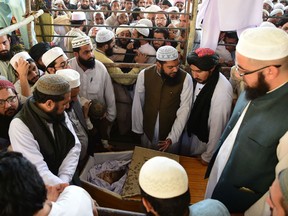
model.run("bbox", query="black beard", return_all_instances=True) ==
[81,4,89,9]
[105,47,114,57]
[78,55,95,69]
[116,39,129,49]
[82,26,87,33]
[245,72,269,100]
[0,50,13,61]
[160,68,180,84]
[47,105,66,123]
[133,40,141,49]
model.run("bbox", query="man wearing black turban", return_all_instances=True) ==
[180,48,233,165]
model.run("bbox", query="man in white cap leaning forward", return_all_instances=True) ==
[69,35,116,150]
[9,74,81,186]
[42,47,70,74]
[132,45,193,153]
[205,27,288,215]
[139,156,230,216]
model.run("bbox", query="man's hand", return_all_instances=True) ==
[46,183,69,202]
[16,58,29,78]
[82,100,92,119]
[158,138,172,152]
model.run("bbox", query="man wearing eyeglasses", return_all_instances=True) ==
[0,79,20,151]
[205,27,288,215]
[42,47,70,75]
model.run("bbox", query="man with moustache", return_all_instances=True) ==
[205,27,288,215]
[9,75,81,186]
[69,35,116,150]
[132,46,193,153]
[180,48,233,165]
[77,0,95,28]
[0,80,21,151]
[10,52,41,103]
[0,33,17,83]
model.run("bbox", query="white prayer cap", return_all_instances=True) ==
[259,21,276,27]
[274,2,285,10]
[42,47,66,67]
[285,5,288,12]
[96,29,114,43]
[71,11,86,21]
[110,0,120,6]
[263,0,274,9]
[71,35,92,48]
[56,69,80,89]
[134,24,149,37]
[137,19,153,28]
[54,0,65,5]
[139,156,188,199]
[166,6,180,13]
[236,27,288,61]
[115,25,130,35]
[156,45,178,61]
[145,5,162,13]
[10,51,32,70]
[116,11,128,17]
[270,8,284,16]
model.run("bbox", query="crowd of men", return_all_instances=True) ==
[0,0,288,215]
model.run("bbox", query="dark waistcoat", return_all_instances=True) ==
[143,66,186,141]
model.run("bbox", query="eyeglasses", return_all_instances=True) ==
[235,64,281,77]
[0,96,17,108]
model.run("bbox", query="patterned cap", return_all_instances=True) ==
[156,45,178,61]
[36,74,70,95]
[72,35,92,49]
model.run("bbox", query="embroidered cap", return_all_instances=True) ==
[95,29,114,43]
[71,35,92,48]
[187,48,219,71]
[56,69,80,89]
[42,47,67,67]
[236,27,288,60]
[36,74,70,95]
[0,79,15,90]
[10,51,32,70]
[156,45,178,61]
[139,156,188,199]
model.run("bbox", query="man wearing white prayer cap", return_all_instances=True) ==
[263,0,274,12]
[64,11,87,58]
[94,28,147,135]
[267,167,288,216]
[69,35,116,151]
[42,47,69,74]
[132,45,193,153]
[132,24,156,63]
[205,27,288,215]
[139,156,230,216]
[56,69,90,166]
[10,51,41,103]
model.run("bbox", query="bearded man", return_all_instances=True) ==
[0,80,21,151]
[9,75,81,186]
[132,45,193,153]
[205,27,288,215]
[0,34,16,83]
[69,35,116,150]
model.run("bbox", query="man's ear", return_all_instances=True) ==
[156,61,162,71]
[44,99,55,112]
[47,67,56,74]
[265,65,280,81]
